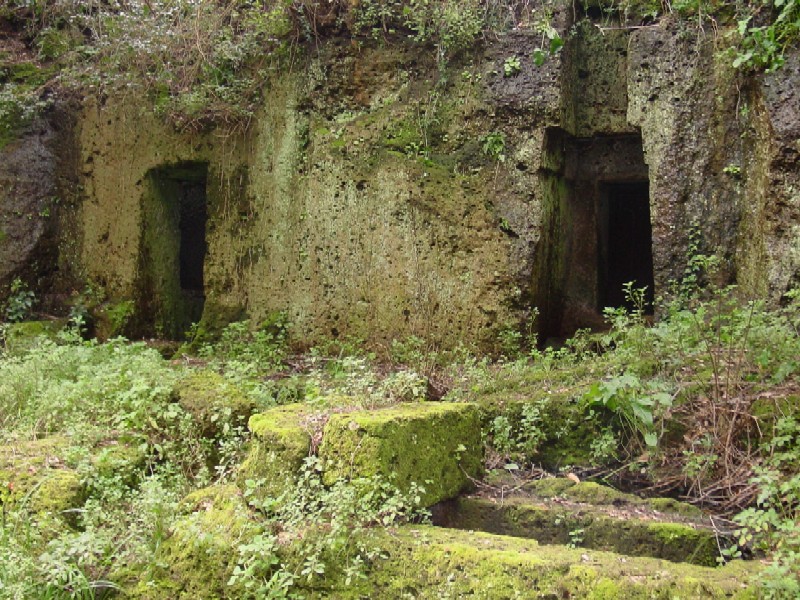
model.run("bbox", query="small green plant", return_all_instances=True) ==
[531,10,564,66]
[734,0,800,73]
[3,278,35,322]
[723,164,742,177]
[584,373,673,449]
[568,527,585,549]
[590,429,618,464]
[682,434,719,480]
[238,457,428,595]
[486,400,547,469]
[725,417,800,598]
[481,131,506,163]
[503,55,521,76]
[105,300,135,335]
[200,316,289,375]
[498,323,523,357]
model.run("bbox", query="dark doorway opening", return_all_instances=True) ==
[533,130,652,342]
[177,177,208,315]
[138,162,209,339]
[599,181,654,312]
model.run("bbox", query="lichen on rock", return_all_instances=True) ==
[237,403,316,501]
[319,402,483,507]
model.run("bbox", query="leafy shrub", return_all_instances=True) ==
[3,278,35,322]
[734,0,800,73]
[354,0,484,63]
[727,417,800,598]
[584,373,673,449]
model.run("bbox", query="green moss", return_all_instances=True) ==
[440,496,722,566]
[318,402,482,507]
[0,437,84,523]
[313,525,758,598]
[525,478,643,506]
[589,578,622,599]
[94,299,136,339]
[564,481,630,504]
[176,370,255,439]
[648,497,704,518]
[2,320,66,354]
[381,119,423,152]
[179,302,246,351]
[523,476,577,498]
[91,435,148,485]
[124,485,260,599]
[647,522,718,567]
[237,403,315,500]
[751,396,800,442]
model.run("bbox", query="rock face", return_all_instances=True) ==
[4,13,799,347]
[0,117,67,299]
[240,401,483,508]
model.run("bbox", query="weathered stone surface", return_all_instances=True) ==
[319,402,483,507]
[317,525,757,599]
[433,493,722,566]
[6,17,799,347]
[0,437,84,520]
[0,123,59,298]
[176,370,255,440]
[237,403,316,499]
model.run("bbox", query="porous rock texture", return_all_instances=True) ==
[3,10,799,347]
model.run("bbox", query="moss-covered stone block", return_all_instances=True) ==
[176,370,255,439]
[123,485,260,599]
[0,437,84,523]
[313,525,758,599]
[524,478,702,517]
[318,402,482,507]
[437,477,722,566]
[2,320,66,354]
[237,403,315,500]
[91,435,148,486]
[560,481,630,504]
[434,496,722,566]
[648,496,704,518]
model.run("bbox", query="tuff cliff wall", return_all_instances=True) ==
[2,12,798,348]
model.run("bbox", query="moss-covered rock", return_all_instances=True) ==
[0,437,84,523]
[2,320,66,355]
[433,495,722,566]
[124,485,261,599]
[176,370,255,439]
[314,525,758,599]
[318,402,482,507]
[91,435,148,486]
[558,481,631,504]
[524,478,703,517]
[237,403,317,500]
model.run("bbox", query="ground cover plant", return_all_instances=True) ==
[1,264,798,596]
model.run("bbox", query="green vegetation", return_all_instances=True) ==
[0,0,796,140]
[3,278,35,322]
[0,265,796,595]
[503,55,522,76]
